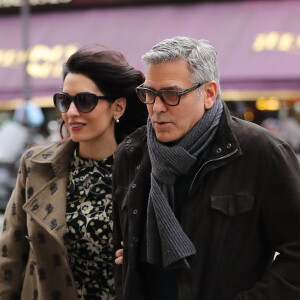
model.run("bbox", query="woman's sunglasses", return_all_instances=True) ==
[53,92,114,113]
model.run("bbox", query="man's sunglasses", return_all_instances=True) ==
[53,92,114,113]
[136,82,204,107]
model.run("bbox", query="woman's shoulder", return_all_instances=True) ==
[22,138,74,161]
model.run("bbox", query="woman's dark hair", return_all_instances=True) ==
[59,46,148,143]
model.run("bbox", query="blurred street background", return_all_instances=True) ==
[0,0,300,225]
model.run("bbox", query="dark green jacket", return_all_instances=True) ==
[112,105,300,300]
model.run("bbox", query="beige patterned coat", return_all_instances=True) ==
[0,139,79,300]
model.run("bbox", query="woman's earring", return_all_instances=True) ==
[115,116,120,123]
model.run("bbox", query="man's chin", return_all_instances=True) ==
[155,132,180,144]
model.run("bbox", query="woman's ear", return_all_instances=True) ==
[203,81,218,109]
[113,97,127,120]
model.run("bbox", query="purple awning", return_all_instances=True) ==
[0,0,300,102]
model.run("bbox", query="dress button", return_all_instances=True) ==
[133,209,138,215]
[132,184,136,189]
[129,147,134,152]
[136,165,140,170]
[126,139,132,144]
[226,143,232,149]
[216,148,222,154]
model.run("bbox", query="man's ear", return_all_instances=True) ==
[113,97,127,119]
[203,81,218,109]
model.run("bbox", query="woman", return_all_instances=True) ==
[0,47,147,300]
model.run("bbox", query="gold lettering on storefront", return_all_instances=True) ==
[252,32,300,54]
[0,44,78,78]
[255,97,281,111]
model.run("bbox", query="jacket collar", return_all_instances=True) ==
[28,138,77,177]
[205,103,242,162]
[22,139,77,246]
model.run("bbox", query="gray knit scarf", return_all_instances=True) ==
[145,98,223,269]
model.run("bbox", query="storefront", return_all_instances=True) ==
[0,0,299,149]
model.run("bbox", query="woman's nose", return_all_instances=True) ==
[66,101,80,116]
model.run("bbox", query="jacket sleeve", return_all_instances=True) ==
[234,142,300,299]
[112,144,127,300]
[0,152,29,299]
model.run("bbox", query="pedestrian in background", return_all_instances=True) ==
[113,36,300,300]
[0,46,147,300]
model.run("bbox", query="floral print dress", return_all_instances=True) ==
[65,151,115,300]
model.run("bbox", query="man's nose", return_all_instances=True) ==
[152,96,167,112]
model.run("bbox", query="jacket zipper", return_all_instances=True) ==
[188,148,239,194]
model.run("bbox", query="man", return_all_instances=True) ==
[112,36,300,300]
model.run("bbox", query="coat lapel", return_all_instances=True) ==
[23,139,76,247]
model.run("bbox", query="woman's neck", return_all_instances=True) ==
[78,139,118,161]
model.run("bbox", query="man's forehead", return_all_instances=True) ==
[143,82,183,91]
[145,61,192,89]
[145,60,188,73]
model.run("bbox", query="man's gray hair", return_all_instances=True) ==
[142,36,221,97]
